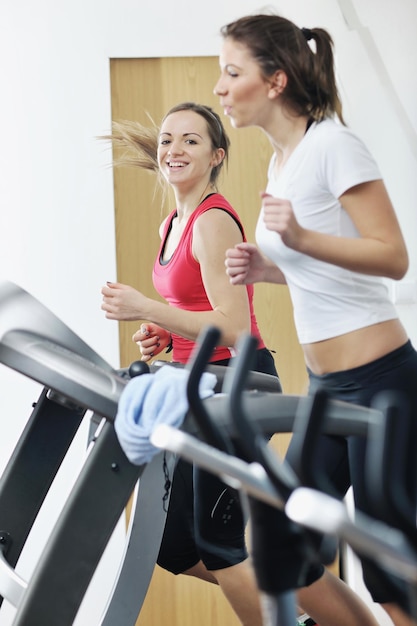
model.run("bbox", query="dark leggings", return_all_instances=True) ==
[286,340,417,607]
[157,347,278,573]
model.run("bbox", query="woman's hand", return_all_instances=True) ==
[132,323,171,362]
[225,242,269,285]
[101,282,150,321]
[261,192,304,250]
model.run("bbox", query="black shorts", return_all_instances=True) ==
[156,457,249,572]
[157,347,278,573]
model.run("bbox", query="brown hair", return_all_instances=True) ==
[220,13,345,124]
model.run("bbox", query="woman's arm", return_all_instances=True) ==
[101,209,253,347]
[191,208,251,345]
[262,180,408,280]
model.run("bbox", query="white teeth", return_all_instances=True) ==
[168,162,186,167]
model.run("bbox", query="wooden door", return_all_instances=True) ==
[109,56,310,626]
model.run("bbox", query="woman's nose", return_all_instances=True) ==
[213,79,224,96]
[168,143,182,156]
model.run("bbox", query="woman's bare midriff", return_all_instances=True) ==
[303,318,409,375]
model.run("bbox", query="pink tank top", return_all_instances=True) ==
[152,193,266,363]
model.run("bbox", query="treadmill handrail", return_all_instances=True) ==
[0,281,126,418]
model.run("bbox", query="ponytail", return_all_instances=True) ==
[301,27,345,123]
[100,119,159,172]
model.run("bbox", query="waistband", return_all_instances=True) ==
[308,340,414,386]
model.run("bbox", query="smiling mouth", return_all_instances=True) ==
[168,161,187,167]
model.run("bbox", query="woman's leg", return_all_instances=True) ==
[183,560,218,584]
[382,603,417,626]
[298,568,379,626]
[307,343,417,625]
[284,400,380,626]
[193,466,264,625]
[211,559,263,626]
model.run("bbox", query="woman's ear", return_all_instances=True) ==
[268,70,288,98]
[212,147,225,167]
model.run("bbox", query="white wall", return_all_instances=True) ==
[0,0,416,623]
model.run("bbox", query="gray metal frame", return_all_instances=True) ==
[0,282,148,625]
[0,281,284,625]
[0,280,390,626]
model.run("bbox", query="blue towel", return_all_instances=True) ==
[114,365,217,465]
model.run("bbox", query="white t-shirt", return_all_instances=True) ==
[256,118,397,344]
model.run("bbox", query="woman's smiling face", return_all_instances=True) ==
[157,110,219,188]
